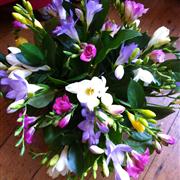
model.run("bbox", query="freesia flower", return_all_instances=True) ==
[53,95,72,115]
[148,26,171,48]
[105,139,132,180]
[47,146,70,178]
[133,68,156,86]
[75,8,84,22]
[101,20,120,37]
[86,0,103,28]
[107,104,125,115]
[157,133,175,145]
[58,114,71,128]
[25,126,35,144]
[80,43,97,62]
[124,0,148,24]
[126,155,142,179]
[53,11,80,42]
[65,76,111,111]
[78,108,101,145]
[131,148,150,171]
[149,50,165,63]
[114,65,125,80]
[154,140,162,154]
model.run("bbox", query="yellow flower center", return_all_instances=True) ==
[85,88,94,96]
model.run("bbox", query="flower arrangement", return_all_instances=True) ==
[0,0,179,179]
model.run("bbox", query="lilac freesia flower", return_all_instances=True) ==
[105,139,132,180]
[115,43,139,65]
[102,20,120,37]
[78,108,101,145]
[86,0,103,28]
[124,0,148,24]
[53,11,80,42]
[25,126,36,144]
[53,95,72,115]
[80,43,97,62]
[13,20,27,29]
[149,50,165,63]
[157,133,175,145]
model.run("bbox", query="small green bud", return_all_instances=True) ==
[102,157,109,177]
[73,43,81,50]
[135,58,143,65]
[146,129,156,136]
[41,156,48,165]
[49,154,59,166]
[138,117,149,127]
[130,48,140,61]
[26,1,33,14]
[147,119,157,124]
[13,6,23,14]
[93,160,98,171]
[12,12,28,25]
[143,56,149,64]
[162,85,171,89]
[71,54,79,58]
[171,84,176,88]
[63,51,73,56]
[93,170,97,179]
[136,109,156,118]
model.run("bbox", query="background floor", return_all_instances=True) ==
[0,0,180,179]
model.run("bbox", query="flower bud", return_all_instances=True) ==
[7,99,25,113]
[89,145,104,154]
[147,119,157,124]
[15,37,28,47]
[154,140,162,154]
[75,8,84,22]
[114,65,124,80]
[49,154,59,166]
[12,13,28,25]
[130,48,140,61]
[93,160,98,171]
[26,1,33,15]
[58,114,71,128]
[157,133,175,145]
[96,110,114,126]
[13,6,23,14]
[102,157,109,177]
[138,117,149,127]
[136,109,156,118]
[107,104,125,115]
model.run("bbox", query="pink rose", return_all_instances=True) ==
[53,95,72,115]
[149,50,165,63]
[80,43,97,62]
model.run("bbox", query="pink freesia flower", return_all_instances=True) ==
[53,95,72,115]
[13,20,28,29]
[126,155,142,179]
[25,126,35,144]
[131,148,150,171]
[58,114,71,128]
[80,43,97,62]
[157,133,175,145]
[149,50,165,63]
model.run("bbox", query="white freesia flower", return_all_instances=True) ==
[133,68,156,86]
[6,47,50,72]
[114,65,125,80]
[65,76,112,111]
[148,26,170,48]
[47,146,70,179]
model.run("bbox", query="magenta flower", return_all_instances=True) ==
[157,133,175,145]
[149,50,165,63]
[131,148,150,171]
[13,20,27,29]
[58,114,71,128]
[53,95,72,115]
[124,0,148,23]
[25,126,35,144]
[80,43,97,62]
[102,20,120,37]
[126,155,142,179]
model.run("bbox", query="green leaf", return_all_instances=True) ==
[19,43,45,66]
[146,105,174,120]
[68,144,84,175]
[127,80,146,108]
[14,126,23,136]
[28,90,55,108]
[94,30,141,64]
[48,76,68,86]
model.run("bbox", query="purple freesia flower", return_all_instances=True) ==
[78,108,101,145]
[115,43,139,65]
[157,133,175,145]
[149,50,165,63]
[25,126,35,144]
[86,0,103,28]
[1,74,28,101]
[58,114,71,128]
[105,139,132,180]
[124,0,148,23]
[53,11,80,42]
[102,20,120,37]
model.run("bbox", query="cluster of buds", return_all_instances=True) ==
[126,109,157,133]
[12,0,43,29]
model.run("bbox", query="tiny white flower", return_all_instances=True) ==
[114,65,125,80]
[148,26,170,48]
[133,68,156,86]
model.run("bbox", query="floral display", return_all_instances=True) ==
[0,0,179,180]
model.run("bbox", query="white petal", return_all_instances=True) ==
[8,47,21,54]
[27,84,43,94]
[101,93,113,106]
[108,105,125,115]
[114,65,124,80]
[0,62,7,69]
[47,167,60,179]
[89,145,105,154]
[65,82,79,94]
[9,69,32,79]
[6,54,21,66]
[87,97,100,111]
